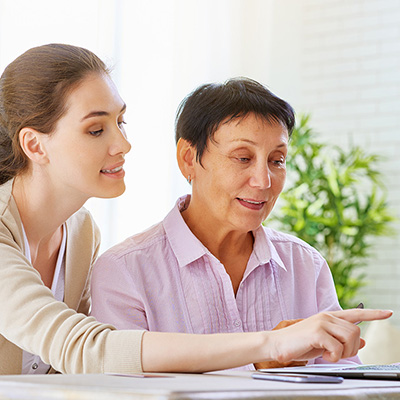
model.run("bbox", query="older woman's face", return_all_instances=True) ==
[191,113,288,233]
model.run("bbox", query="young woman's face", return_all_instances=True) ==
[190,113,288,233]
[41,73,131,201]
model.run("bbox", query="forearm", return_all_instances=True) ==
[141,309,392,373]
[141,331,269,372]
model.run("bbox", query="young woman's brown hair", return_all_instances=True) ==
[0,43,109,184]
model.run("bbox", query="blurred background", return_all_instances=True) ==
[1,0,399,358]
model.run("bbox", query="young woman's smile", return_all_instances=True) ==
[100,162,126,178]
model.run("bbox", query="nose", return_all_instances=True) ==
[109,126,132,156]
[249,163,271,189]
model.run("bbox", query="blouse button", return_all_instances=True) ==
[32,363,38,370]
[234,320,242,327]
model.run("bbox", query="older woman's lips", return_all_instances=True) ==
[237,198,265,210]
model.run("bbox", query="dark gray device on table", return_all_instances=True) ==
[252,372,344,383]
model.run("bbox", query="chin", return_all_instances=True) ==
[98,184,126,199]
[239,219,264,233]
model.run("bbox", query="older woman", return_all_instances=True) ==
[90,78,384,369]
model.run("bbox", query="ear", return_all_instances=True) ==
[176,138,197,182]
[19,128,48,165]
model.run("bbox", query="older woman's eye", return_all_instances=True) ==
[273,158,285,166]
[237,157,250,163]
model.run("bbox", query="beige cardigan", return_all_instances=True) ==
[0,179,144,375]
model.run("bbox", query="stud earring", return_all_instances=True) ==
[187,175,191,184]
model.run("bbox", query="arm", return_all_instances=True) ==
[141,309,392,372]
[0,206,145,375]
[0,228,144,374]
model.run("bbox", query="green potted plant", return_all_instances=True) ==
[268,114,396,309]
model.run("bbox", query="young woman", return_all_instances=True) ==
[0,44,391,375]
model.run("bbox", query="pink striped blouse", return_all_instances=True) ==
[90,195,359,368]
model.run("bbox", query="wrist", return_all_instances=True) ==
[254,331,274,364]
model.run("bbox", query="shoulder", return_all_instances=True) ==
[96,220,167,265]
[66,207,100,248]
[68,207,98,229]
[261,225,325,262]
[262,225,313,248]
[0,180,23,247]
[0,179,15,217]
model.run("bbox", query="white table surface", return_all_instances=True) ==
[1,370,400,400]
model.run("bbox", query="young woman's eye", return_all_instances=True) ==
[89,129,103,137]
[118,120,127,129]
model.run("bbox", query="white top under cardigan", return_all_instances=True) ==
[21,223,66,374]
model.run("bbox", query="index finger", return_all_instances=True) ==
[328,309,392,324]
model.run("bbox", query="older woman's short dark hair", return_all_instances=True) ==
[175,77,295,163]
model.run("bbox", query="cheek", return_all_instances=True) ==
[226,169,248,187]
[218,175,244,200]
[274,172,286,193]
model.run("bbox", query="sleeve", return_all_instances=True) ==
[315,256,342,313]
[0,224,145,374]
[90,251,150,331]
[76,221,101,316]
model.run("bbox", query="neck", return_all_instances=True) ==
[12,173,87,246]
[181,204,253,262]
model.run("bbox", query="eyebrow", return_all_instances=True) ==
[231,138,257,145]
[80,103,126,122]
[231,139,288,148]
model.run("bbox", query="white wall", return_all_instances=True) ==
[0,0,116,67]
[266,0,400,325]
